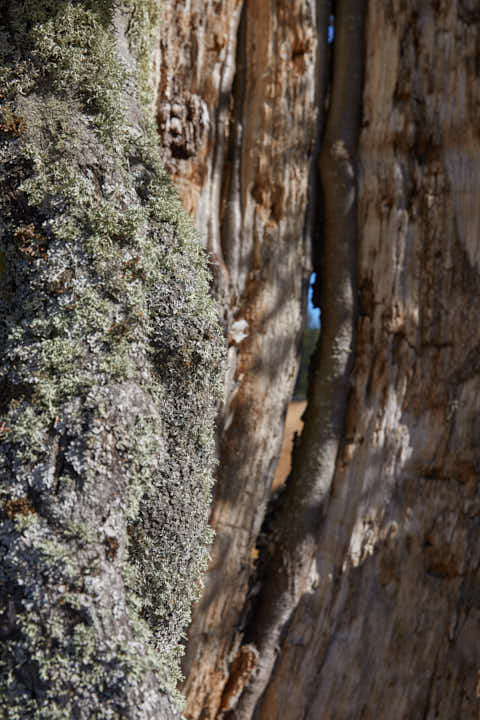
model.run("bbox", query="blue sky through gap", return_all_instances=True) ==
[307,19,332,330]
[308,273,321,328]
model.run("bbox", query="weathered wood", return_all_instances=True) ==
[155,3,322,717]
[253,2,480,718]
[229,2,366,717]
[157,1,480,718]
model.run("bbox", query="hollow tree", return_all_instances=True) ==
[157,1,480,719]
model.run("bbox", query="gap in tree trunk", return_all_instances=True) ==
[152,1,333,716]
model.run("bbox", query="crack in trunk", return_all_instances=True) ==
[226,2,366,718]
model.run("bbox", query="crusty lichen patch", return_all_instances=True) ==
[0,1,223,717]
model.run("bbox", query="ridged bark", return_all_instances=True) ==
[246,2,480,719]
[229,2,366,717]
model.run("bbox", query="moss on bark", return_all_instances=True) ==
[0,2,224,717]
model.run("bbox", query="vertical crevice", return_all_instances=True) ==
[208,0,248,498]
[224,2,357,718]
[249,2,365,715]
[220,1,247,291]
[200,2,245,305]
[178,2,326,717]
[311,8,335,315]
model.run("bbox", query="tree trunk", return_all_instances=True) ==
[158,1,480,719]
[266,3,480,717]
[155,3,326,717]
[0,2,222,717]
[4,1,480,718]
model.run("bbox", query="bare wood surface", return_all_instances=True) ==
[254,3,480,718]
[155,3,321,717]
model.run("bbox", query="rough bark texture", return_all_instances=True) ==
[0,2,223,717]
[4,0,479,718]
[246,2,480,719]
[229,2,366,717]
[157,1,480,719]
[154,3,323,718]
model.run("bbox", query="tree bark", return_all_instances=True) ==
[229,2,366,717]
[155,3,325,717]
[4,1,480,718]
[0,2,222,717]
[242,2,480,719]
[158,1,480,719]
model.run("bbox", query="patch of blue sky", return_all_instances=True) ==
[308,273,321,328]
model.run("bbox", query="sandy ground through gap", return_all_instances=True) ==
[272,401,307,489]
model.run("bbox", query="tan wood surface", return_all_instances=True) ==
[272,401,307,489]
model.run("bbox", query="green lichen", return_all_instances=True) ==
[0,1,224,717]
[124,0,162,110]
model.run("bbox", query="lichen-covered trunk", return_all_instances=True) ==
[0,2,223,718]
[158,1,480,719]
